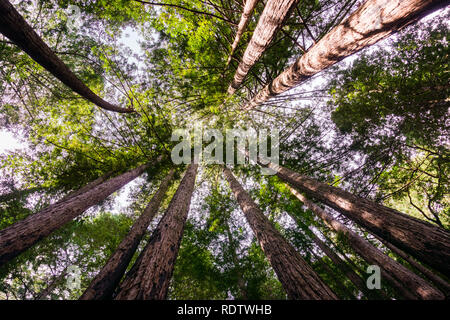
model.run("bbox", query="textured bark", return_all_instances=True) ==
[271,163,450,279]
[115,164,198,300]
[287,186,445,300]
[0,0,133,113]
[223,167,337,299]
[244,0,449,109]
[227,0,299,94]
[0,161,158,266]
[373,234,450,297]
[226,0,260,67]
[80,169,175,300]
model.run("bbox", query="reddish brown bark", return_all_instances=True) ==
[0,0,133,113]
[244,0,448,109]
[287,186,445,300]
[115,164,198,300]
[79,169,175,300]
[227,0,299,94]
[223,167,337,299]
[226,0,260,67]
[0,160,159,266]
[271,163,450,279]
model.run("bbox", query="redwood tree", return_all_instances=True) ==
[80,169,175,300]
[0,0,133,113]
[0,160,161,266]
[114,163,198,300]
[223,167,337,299]
[244,0,448,109]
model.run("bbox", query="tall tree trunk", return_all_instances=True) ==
[0,0,133,113]
[244,0,448,109]
[373,234,450,297]
[80,169,175,300]
[291,211,384,299]
[307,245,354,299]
[226,0,260,68]
[287,185,445,300]
[223,167,337,299]
[0,160,160,266]
[227,0,299,94]
[270,162,450,278]
[115,164,198,300]
[224,220,248,299]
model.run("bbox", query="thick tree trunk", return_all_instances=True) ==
[287,185,445,300]
[80,169,175,300]
[227,0,299,94]
[0,160,159,266]
[115,164,198,300]
[244,0,448,109]
[223,167,337,299]
[226,0,260,67]
[0,0,133,113]
[271,163,450,278]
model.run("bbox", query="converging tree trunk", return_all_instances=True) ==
[244,0,448,109]
[0,159,161,266]
[226,0,260,68]
[114,164,198,300]
[227,0,299,94]
[223,167,337,299]
[80,169,175,300]
[287,185,445,300]
[270,163,450,279]
[0,0,133,113]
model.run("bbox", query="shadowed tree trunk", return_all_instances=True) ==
[0,0,134,113]
[59,171,115,203]
[244,0,448,109]
[227,0,299,94]
[270,162,450,279]
[79,169,175,300]
[0,159,162,266]
[226,0,260,68]
[373,234,450,297]
[287,185,445,300]
[290,211,385,299]
[114,164,198,300]
[223,167,337,299]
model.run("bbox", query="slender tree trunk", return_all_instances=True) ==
[310,230,375,300]
[224,221,248,299]
[0,160,160,266]
[0,0,133,113]
[307,245,355,299]
[34,268,69,300]
[271,163,450,278]
[244,0,448,109]
[227,0,299,94]
[115,164,198,300]
[223,167,337,299]
[291,211,384,299]
[226,0,260,67]
[373,234,450,297]
[287,185,445,300]
[80,169,175,300]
